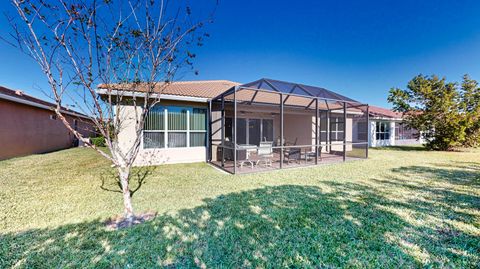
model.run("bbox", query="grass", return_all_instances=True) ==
[0,147,479,268]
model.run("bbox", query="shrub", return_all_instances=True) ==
[90,136,106,147]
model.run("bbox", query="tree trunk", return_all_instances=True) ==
[118,167,135,220]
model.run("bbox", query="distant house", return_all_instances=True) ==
[0,86,96,160]
[368,105,423,147]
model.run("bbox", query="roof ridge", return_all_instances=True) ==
[253,78,357,102]
[172,80,240,84]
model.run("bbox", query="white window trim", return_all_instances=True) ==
[375,121,391,141]
[142,106,207,149]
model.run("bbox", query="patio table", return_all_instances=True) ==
[237,144,257,168]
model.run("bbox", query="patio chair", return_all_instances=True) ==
[217,140,235,161]
[237,149,254,169]
[256,141,273,167]
[284,147,301,164]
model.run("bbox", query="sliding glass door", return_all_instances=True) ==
[228,117,274,146]
[248,119,261,146]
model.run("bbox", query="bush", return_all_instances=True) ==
[90,136,106,147]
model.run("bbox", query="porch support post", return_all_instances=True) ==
[366,104,370,159]
[325,100,331,153]
[315,98,319,165]
[233,89,237,174]
[280,93,284,169]
[221,95,225,167]
[343,101,347,162]
[207,100,212,162]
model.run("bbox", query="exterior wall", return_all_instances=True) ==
[117,100,208,166]
[283,114,312,146]
[0,99,95,160]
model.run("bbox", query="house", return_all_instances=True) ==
[0,86,96,160]
[368,105,423,147]
[98,79,370,174]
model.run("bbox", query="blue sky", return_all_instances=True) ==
[1,0,480,108]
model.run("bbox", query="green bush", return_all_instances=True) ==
[90,136,106,147]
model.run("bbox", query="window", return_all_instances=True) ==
[375,122,390,140]
[319,112,328,142]
[330,116,344,141]
[356,121,368,142]
[144,106,165,148]
[143,106,207,149]
[226,118,274,146]
[190,108,207,147]
[395,123,417,140]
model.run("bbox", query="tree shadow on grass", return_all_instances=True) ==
[391,162,480,188]
[374,162,480,225]
[2,182,478,268]
[0,184,417,268]
[361,162,480,267]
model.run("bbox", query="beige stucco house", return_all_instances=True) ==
[99,79,370,174]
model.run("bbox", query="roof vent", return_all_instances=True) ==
[15,90,24,96]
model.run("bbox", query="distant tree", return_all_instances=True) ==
[388,74,480,150]
[4,0,214,225]
[460,75,480,147]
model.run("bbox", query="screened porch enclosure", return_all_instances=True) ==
[208,79,369,174]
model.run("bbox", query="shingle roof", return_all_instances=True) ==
[369,105,402,118]
[0,85,90,118]
[98,80,240,99]
[0,86,58,108]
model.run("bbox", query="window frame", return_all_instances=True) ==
[395,123,417,140]
[226,117,275,146]
[329,116,345,142]
[375,121,391,141]
[142,105,207,149]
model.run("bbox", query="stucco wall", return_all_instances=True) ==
[0,99,95,160]
[117,100,209,166]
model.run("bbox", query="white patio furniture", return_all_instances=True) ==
[256,141,274,167]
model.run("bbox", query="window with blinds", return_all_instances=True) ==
[143,106,207,149]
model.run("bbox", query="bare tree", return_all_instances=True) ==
[5,0,213,223]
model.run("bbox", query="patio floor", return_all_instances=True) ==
[211,152,363,174]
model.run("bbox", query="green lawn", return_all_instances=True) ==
[0,147,479,268]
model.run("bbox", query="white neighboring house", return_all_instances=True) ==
[368,105,423,147]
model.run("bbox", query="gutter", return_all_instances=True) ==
[0,92,92,120]
[370,116,403,121]
[96,88,209,103]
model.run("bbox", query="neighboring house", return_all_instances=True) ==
[98,79,370,173]
[368,105,423,147]
[0,86,96,160]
